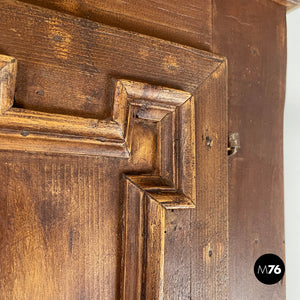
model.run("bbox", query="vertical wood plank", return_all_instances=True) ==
[213,1,286,298]
[121,179,144,300]
[144,196,165,300]
[191,61,229,299]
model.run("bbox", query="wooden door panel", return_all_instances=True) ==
[0,154,123,299]
[0,1,228,299]
[0,0,213,118]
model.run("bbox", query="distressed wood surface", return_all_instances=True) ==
[213,0,286,299]
[119,80,196,298]
[0,0,215,119]
[0,55,17,114]
[0,1,229,299]
[0,0,288,298]
[0,0,220,157]
[118,63,228,299]
[18,0,212,50]
[191,60,228,300]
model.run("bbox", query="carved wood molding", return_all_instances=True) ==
[118,80,195,298]
[0,55,132,158]
[0,51,228,298]
[0,4,228,296]
[272,0,300,10]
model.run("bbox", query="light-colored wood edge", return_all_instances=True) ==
[120,77,202,299]
[0,54,17,114]
[272,0,300,11]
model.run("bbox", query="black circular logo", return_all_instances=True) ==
[254,254,285,285]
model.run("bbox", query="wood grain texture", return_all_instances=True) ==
[0,1,229,298]
[191,60,229,300]
[0,154,123,299]
[119,80,196,298]
[0,58,129,157]
[213,0,286,299]
[0,55,17,114]
[121,65,228,298]
[0,0,219,158]
[0,0,215,120]
[19,0,212,50]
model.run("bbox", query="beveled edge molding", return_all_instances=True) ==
[272,0,300,11]
[0,54,130,157]
[119,80,196,299]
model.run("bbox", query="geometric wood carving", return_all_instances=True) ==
[0,3,228,298]
[0,55,130,157]
[0,50,228,298]
[1,61,196,296]
[0,56,195,165]
[0,57,129,157]
[117,80,195,299]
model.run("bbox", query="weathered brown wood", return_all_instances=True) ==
[0,154,123,299]
[0,55,17,114]
[0,0,220,157]
[0,58,194,159]
[0,1,229,299]
[19,0,212,50]
[119,79,196,298]
[121,60,228,298]
[0,59,130,157]
[191,59,229,299]
[0,0,288,298]
[0,0,216,120]
[213,0,286,299]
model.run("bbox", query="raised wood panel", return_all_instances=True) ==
[0,0,217,117]
[0,1,229,298]
[0,0,220,157]
[121,66,228,298]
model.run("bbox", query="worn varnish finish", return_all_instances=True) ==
[0,0,289,298]
[0,0,218,157]
[119,64,228,299]
[0,55,17,114]
[0,1,229,299]
[213,0,286,299]
[19,0,212,51]
[0,154,123,299]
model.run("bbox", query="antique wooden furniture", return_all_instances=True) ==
[0,0,294,299]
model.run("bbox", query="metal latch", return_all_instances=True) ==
[228,132,240,156]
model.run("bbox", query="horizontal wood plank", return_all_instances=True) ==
[18,0,212,50]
